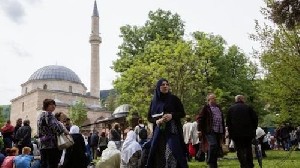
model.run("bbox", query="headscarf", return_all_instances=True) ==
[101,141,121,161]
[256,127,266,139]
[69,125,80,134]
[150,78,171,115]
[121,130,142,164]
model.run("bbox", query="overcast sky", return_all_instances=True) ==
[0,0,266,105]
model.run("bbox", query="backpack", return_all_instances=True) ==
[138,125,148,140]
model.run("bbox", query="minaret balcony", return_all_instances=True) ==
[89,35,101,43]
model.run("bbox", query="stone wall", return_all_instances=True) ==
[11,89,111,135]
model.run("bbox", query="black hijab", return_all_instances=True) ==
[150,78,171,116]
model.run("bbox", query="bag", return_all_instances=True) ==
[195,149,205,162]
[188,143,196,157]
[139,125,148,140]
[221,143,229,155]
[57,134,74,150]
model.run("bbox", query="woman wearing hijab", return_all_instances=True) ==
[121,130,142,168]
[147,78,188,168]
[62,125,88,168]
[96,141,121,168]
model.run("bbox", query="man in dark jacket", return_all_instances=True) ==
[90,132,99,159]
[197,93,225,168]
[226,95,258,168]
[15,119,33,154]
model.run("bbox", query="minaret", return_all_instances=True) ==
[89,0,101,98]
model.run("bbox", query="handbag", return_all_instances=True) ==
[195,149,205,162]
[188,143,196,157]
[57,134,74,150]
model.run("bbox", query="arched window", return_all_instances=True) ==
[69,86,72,92]
[43,84,47,90]
[25,87,28,94]
[22,102,24,112]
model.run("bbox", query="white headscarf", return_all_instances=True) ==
[70,125,80,134]
[256,127,266,139]
[101,141,121,161]
[121,130,142,164]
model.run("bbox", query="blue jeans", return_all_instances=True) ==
[205,132,221,167]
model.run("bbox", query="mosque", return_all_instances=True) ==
[10,1,111,134]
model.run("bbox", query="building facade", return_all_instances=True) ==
[10,1,109,134]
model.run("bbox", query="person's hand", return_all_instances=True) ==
[156,118,165,125]
[64,130,69,134]
[163,114,172,122]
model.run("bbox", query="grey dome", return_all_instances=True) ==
[112,104,130,118]
[28,65,82,83]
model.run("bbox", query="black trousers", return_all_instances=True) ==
[232,137,254,168]
[40,148,61,168]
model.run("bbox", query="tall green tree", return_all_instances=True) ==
[113,9,185,73]
[68,100,88,126]
[251,0,300,125]
[113,9,259,120]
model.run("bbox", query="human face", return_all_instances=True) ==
[160,81,169,94]
[59,114,66,122]
[208,94,217,105]
[46,103,56,112]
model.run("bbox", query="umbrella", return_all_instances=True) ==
[253,139,263,168]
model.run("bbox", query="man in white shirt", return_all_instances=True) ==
[183,115,194,161]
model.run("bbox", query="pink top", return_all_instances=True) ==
[1,156,15,168]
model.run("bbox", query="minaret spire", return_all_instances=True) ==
[93,0,99,17]
[89,0,101,98]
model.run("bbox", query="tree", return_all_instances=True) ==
[0,106,6,127]
[265,0,300,30]
[113,9,185,73]
[68,100,87,126]
[251,0,300,125]
[105,90,118,111]
[113,9,260,120]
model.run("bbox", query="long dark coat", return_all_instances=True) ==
[63,134,87,168]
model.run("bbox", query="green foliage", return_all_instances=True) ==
[113,9,260,120]
[105,91,118,111]
[68,100,87,126]
[251,1,300,125]
[265,0,300,30]
[0,106,6,127]
[113,9,185,73]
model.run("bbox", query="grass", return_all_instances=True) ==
[188,150,300,168]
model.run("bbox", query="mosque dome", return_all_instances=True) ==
[28,65,82,83]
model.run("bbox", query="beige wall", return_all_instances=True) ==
[21,80,87,95]
[11,89,111,135]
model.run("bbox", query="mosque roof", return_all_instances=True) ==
[28,65,82,83]
[112,104,130,117]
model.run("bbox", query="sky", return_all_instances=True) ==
[0,0,266,105]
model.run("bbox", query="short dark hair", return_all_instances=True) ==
[54,112,63,120]
[42,99,56,110]
[138,119,144,124]
[23,120,30,126]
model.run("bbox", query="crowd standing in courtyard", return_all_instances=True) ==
[0,85,299,168]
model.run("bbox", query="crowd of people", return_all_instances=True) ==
[1,78,300,168]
